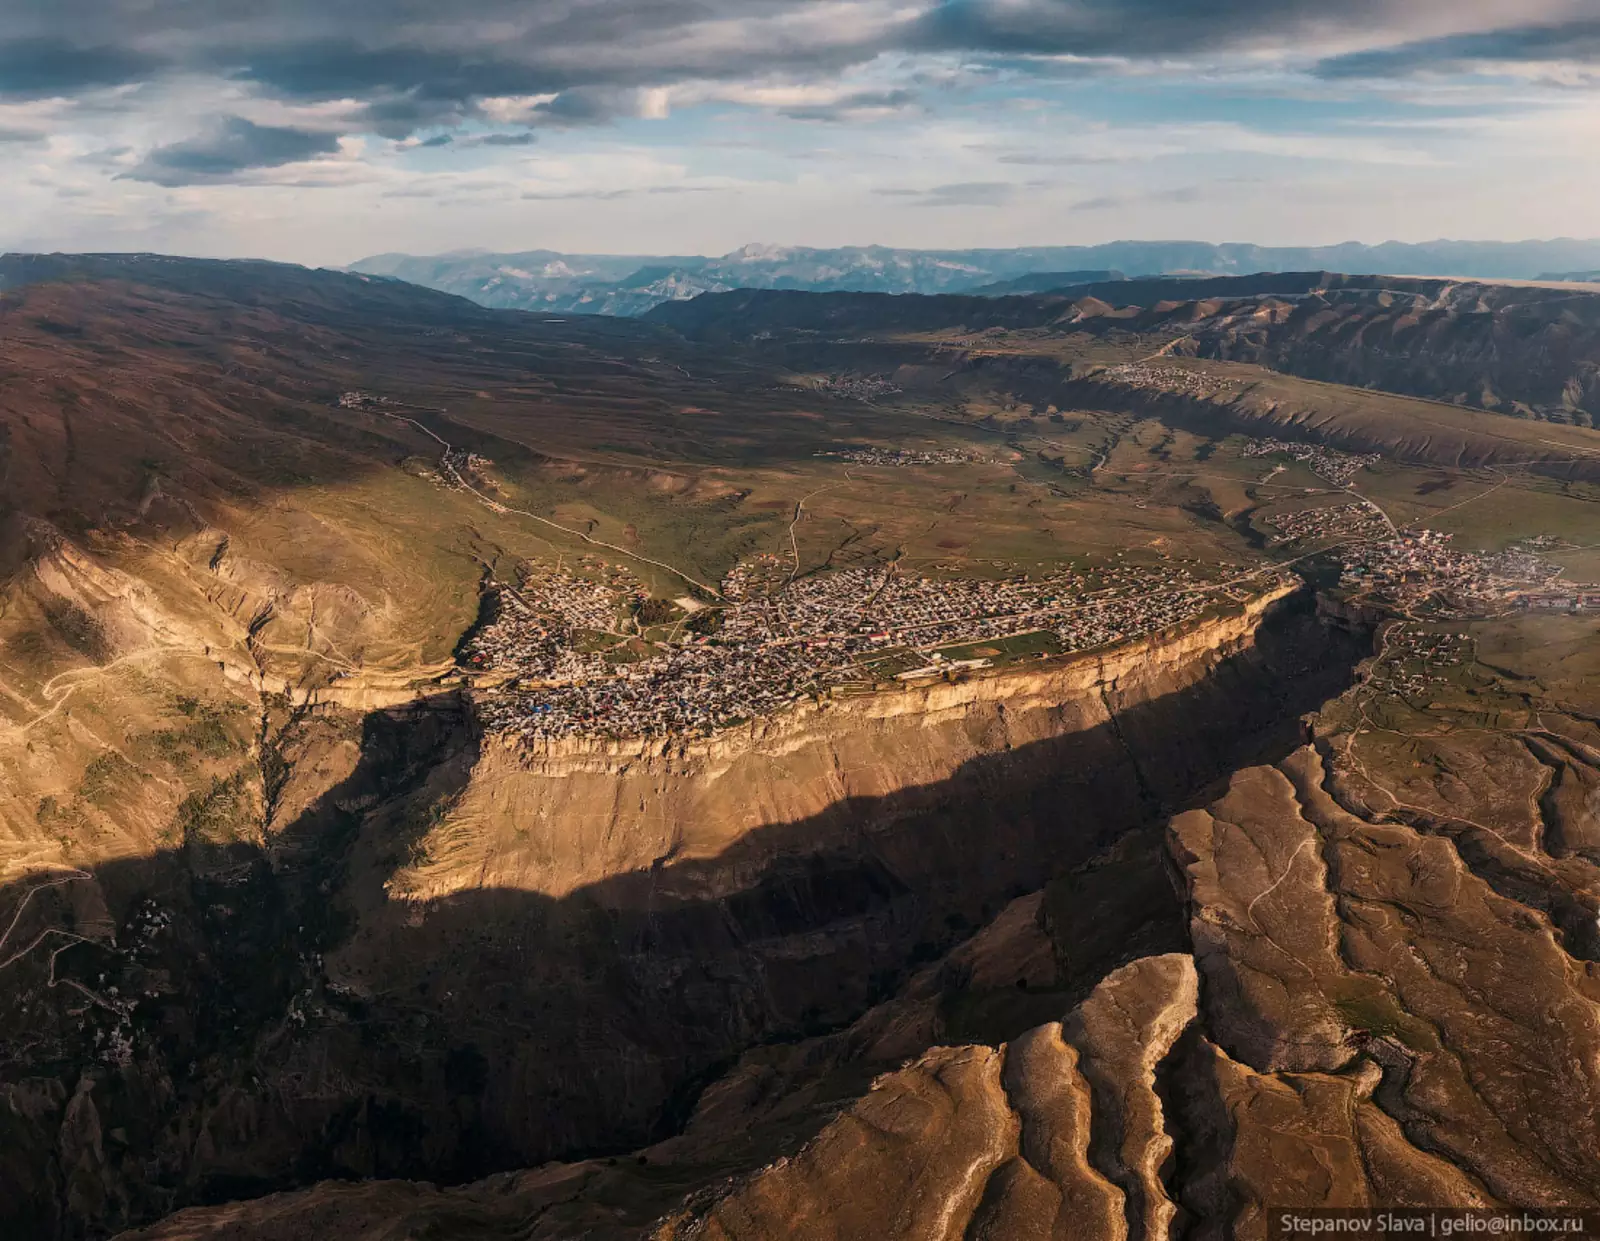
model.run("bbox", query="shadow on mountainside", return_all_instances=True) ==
[0,591,1368,1239]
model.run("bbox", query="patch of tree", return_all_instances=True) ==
[634,597,678,626]
[685,608,724,635]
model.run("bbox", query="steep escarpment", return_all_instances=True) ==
[1178,282,1600,424]
[397,585,1302,901]
[2,587,1363,1238]
[314,587,1357,1168]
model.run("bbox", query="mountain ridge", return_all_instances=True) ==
[348,238,1600,316]
[647,272,1600,426]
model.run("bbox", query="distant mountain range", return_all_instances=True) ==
[348,239,1600,316]
[969,269,1126,295]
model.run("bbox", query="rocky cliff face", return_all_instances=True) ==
[397,586,1298,903]
[1181,282,1600,424]
[654,953,1199,1241]
[2,584,1364,1238]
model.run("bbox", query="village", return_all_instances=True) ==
[1242,437,1384,486]
[1102,362,1240,401]
[1267,500,1390,545]
[813,374,902,402]
[814,446,983,466]
[1339,529,1600,616]
[464,555,1240,741]
[1365,625,1476,700]
[355,385,1599,741]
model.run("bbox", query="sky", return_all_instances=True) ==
[2,1,1599,265]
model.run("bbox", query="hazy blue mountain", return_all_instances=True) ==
[971,269,1126,295]
[348,239,1600,316]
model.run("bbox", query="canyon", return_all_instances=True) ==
[3,573,1362,1237]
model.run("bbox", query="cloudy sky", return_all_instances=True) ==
[2,1,1598,264]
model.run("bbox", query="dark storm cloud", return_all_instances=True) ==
[0,38,158,99]
[1315,20,1600,78]
[0,0,875,129]
[210,2,880,111]
[235,42,573,102]
[124,116,340,185]
[908,0,1407,58]
[0,1,1585,141]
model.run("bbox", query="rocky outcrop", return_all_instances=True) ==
[1165,1036,1493,1241]
[115,954,1198,1241]
[1168,763,1352,1072]
[1171,744,1600,1210]
[103,660,1600,1241]
[653,954,1196,1241]
[1066,955,1197,1241]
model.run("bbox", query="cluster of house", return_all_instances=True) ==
[1101,363,1239,401]
[1516,590,1600,612]
[337,390,400,410]
[814,446,981,467]
[1367,626,1475,698]
[464,556,1237,741]
[1267,501,1390,546]
[1341,529,1593,616]
[813,374,903,401]
[1242,438,1382,486]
